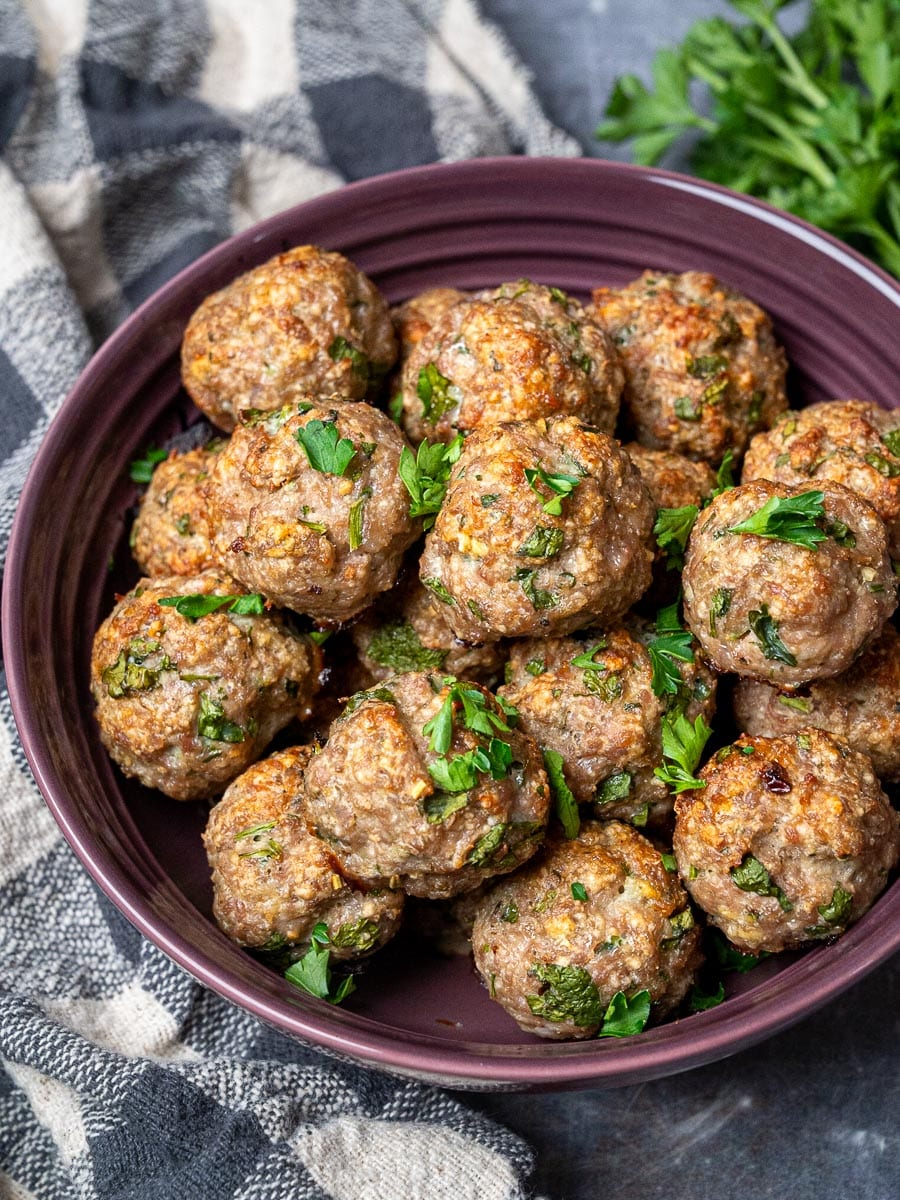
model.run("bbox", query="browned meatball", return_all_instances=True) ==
[399,281,623,445]
[499,630,670,827]
[732,623,900,782]
[591,271,787,463]
[742,400,900,558]
[350,576,505,686]
[682,479,896,687]
[419,416,655,642]
[472,821,703,1039]
[391,287,471,359]
[131,443,224,577]
[623,443,717,511]
[205,400,419,623]
[90,571,320,800]
[204,745,404,960]
[674,730,900,954]
[303,672,549,900]
[181,245,397,431]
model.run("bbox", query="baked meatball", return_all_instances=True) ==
[302,672,549,900]
[472,821,703,1040]
[674,730,900,954]
[205,400,419,623]
[131,443,223,577]
[204,745,404,960]
[90,571,320,800]
[742,400,900,557]
[623,443,717,511]
[591,270,787,463]
[732,622,900,782]
[391,287,470,359]
[181,245,397,431]
[682,479,896,687]
[499,630,671,827]
[399,281,623,445]
[351,576,505,686]
[418,416,655,642]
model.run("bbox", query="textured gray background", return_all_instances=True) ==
[473,3,899,1197]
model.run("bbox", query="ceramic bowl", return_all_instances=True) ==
[5,158,899,1090]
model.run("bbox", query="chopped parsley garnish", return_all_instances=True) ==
[423,682,515,756]
[543,748,580,839]
[597,989,652,1038]
[513,568,557,610]
[524,657,545,676]
[366,619,446,673]
[708,586,733,636]
[708,927,767,974]
[674,395,702,422]
[686,353,728,378]
[647,602,695,697]
[422,791,470,824]
[516,526,565,558]
[347,490,369,550]
[428,739,512,793]
[331,918,381,952]
[660,852,677,872]
[526,963,603,1027]
[571,882,589,902]
[726,491,827,550]
[570,640,609,669]
[500,902,519,923]
[865,450,900,477]
[654,711,712,793]
[711,448,736,497]
[388,392,404,423]
[102,637,173,698]
[398,435,463,530]
[129,444,168,483]
[596,771,632,807]
[198,692,248,744]
[689,981,726,1012]
[730,854,792,911]
[295,419,358,476]
[816,884,852,927]
[158,592,265,621]
[779,694,810,713]
[421,576,456,606]
[748,604,797,666]
[654,505,698,571]
[882,430,900,457]
[284,923,356,1005]
[328,335,370,380]
[525,464,582,516]
[417,362,461,424]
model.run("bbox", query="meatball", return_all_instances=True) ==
[131,443,223,577]
[674,730,900,954]
[471,821,703,1040]
[399,281,623,445]
[181,245,397,431]
[302,672,550,900]
[419,416,655,642]
[205,399,419,623]
[732,622,900,783]
[90,571,320,800]
[391,287,471,359]
[623,443,717,512]
[591,270,787,463]
[682,479,896,687]
[204,745,404,960]
[499,630,671,827]
[742,400,900,558]
[351,576,505,686]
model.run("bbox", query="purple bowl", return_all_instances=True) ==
[4,157,899,1090]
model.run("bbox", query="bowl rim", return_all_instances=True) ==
[4,154,899,1088]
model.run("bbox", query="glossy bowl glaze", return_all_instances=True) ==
[5,158,899,1090]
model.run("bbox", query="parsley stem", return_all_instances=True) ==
[755,9,830,112]
[743,103,835,188]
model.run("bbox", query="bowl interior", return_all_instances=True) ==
[6,158,900,1089]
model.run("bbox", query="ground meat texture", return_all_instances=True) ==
[181,245,397,431]
[682,479,897,688]
[131,444,224,577]
[418,416,655,642]
[302,672,550,900]
[623,443,717,511]
[204,745,403,960]
[673,730,900,954]
[499,630,671,827]
[205,400,419,623]
[391,287,471,359]
[471,821,702,1040]
[732,622,900,783]
[399,281,623,445]
[90,571,320,800]
[742,400,900,558]
[591,270,787,464]
[350,576,505,686]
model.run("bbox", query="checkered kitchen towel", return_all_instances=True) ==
[0,3,578,1196]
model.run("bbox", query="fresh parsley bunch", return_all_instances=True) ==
[596,0,900,275]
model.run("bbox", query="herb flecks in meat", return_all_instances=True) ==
[748,604,797,666]
[102,637,173,698]
[542,748,580,839]
[526,962,603,1027]
[328,335,371,381]
[730,853,792,912]
[398,435,464,530]
[198,692,249,744]
[524,464,582,516]
[417,362,462,424]
[367,619,447,673]
[129,444,168,483]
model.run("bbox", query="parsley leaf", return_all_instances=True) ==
[284,923,356,1005]
[347,490,370,550]
[748,604,797,665]
[158,593,265,621]
[597,989,652,1038]
[654,505,698,571]
[543,748,580,839]
[398,435,463,530]
[101,637,173,698]
[367,619,446,673]
[514,567,557,610]
[197,692,247,743]
[129,444,168,483]
[655,711,712,793]
[417,363,461,424]
[295,419,358,476]
[571,881,589,902]
[328,336,371,380]
[726,490,827,549]
[731,853,792,912]
[525,465,582,516]
[331,918,381,952]
[647,602,695,697]
[595,771,632,807]
[527,963,604,1027]
[712,448,736,497]
[516,526,565,558]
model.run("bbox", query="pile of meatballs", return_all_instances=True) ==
[91,245,900,1041]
